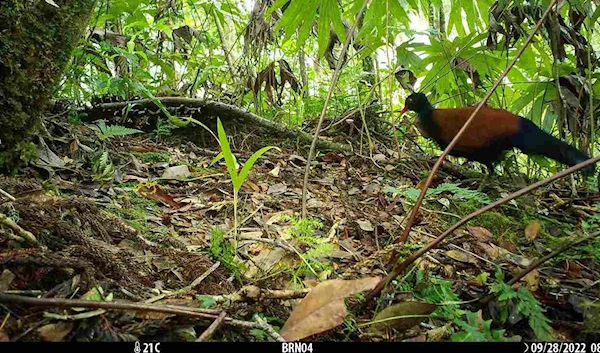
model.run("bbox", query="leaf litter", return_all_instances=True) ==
[0,122,598,342]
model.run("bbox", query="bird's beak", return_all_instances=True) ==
[400,106,408,115]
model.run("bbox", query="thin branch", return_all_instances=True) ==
[301,0,371,218]
[365,154,600,301]
[391,0,560,253]
[478,230,600,305]
[0,293,260,329]
[196,310,228,342]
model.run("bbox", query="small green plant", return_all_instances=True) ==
[414,274,462,320]
[196,295,217,309]
[451,310,509,341]
[93,121,143,141]
[208,227,244,283]
[92,151,115,181]
[215,118,280,239]
[280,216,333,279]
[154,119,175,139]
[490,271,552,340]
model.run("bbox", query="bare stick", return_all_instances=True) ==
[301,0,371,218]
[0,293,259,328]
[196,311,227,342]
[365,154,600,301]
[254,313,286,342]
[388,0,560,259]
[145,261,221,303]
[0,188,15,201]
[479,230,600,305]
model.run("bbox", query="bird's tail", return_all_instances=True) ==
[511,118,595,176]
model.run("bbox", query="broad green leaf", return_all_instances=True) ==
[234,145,281,191]
[217,118,239,186]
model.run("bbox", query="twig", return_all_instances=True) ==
[145,262,221,303]
[365,154,600,302]
[196,311,227,342]
[254,313,286,342]
[478,230,600,305]
[0,293,264,329]
[301,0,371,218]
[0,188,15,202]
[208,286,311,304]
[386,0,560,264]
[0,212,37,244]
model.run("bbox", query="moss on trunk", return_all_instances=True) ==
[0,0,96,171]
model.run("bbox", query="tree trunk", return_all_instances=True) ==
[0,0,96,171]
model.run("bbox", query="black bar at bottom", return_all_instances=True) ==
[3,341,597,353]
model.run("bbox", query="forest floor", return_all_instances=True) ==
[0,115,599,342]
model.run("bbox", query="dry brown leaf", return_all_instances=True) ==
[280,277,380,341]
[525,221,541,241]
[523,269,540,292]
[37,322,73,342]
[467,226,493,241]
[445,249,478,264]
[357,219,374,232]
[371,301,438,332]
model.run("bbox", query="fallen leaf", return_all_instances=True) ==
[135,182,184,208]
[162,165,191,180]
[523,269,539,292]
[0,269,15,291]
[267,183,287,195]
[357,220,374,232]
[467,226,493,241]
[0,330,8,342]
[280,277,380,341]
[306,198,325,209]
[243,180,261,192]
[445,249,478,264]
[371,301,438,332]
[37,322,73,342]
[372,154,386,162]
[269,165,281,177]
[525,221,541,241]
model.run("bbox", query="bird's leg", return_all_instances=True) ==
[477,163,495,192]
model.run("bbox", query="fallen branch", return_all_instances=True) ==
[388,0,560,257]
[365,154,600,301]
[209,285,311,304]
[196,311,227,342]
[82,98,350,152]
[0,293,260,329]
[254,313,286,342]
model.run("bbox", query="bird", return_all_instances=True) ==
[400,92,595,178]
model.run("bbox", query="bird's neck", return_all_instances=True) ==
[414,104,434,124]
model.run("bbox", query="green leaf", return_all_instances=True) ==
[216,118,239,187]
[235,145,281,191]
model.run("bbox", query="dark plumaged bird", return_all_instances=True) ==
[400,92,595,177]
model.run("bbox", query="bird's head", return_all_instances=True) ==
[400,92,430,115]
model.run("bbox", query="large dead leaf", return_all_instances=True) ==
[525,221,541,241]
[280,277,380,341]
[371,301,438,332]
